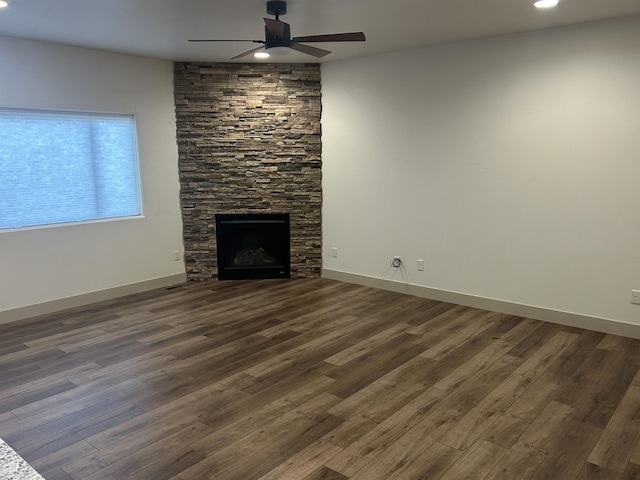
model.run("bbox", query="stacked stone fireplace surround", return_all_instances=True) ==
[174,63,322,280]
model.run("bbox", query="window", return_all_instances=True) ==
[0,108,142,230]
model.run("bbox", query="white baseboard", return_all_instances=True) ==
[322,268,640,340]
[0,273,187,325]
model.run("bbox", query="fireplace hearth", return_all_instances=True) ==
[215,213,291,280]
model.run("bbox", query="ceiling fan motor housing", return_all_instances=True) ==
[266,1,287,17]
[265,26,291,46]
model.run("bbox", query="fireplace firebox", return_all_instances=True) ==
[215,213,290,280]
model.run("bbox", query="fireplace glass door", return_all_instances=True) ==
[215,213,290,280]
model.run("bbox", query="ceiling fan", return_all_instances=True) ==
[189,0,366,59]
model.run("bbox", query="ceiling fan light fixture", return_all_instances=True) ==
[266,46,291,56]
[534,0,559,8]
[254,51,271,59]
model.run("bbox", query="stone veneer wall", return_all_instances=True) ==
[173,63,322,280]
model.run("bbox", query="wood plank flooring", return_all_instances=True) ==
[1,278,640,479]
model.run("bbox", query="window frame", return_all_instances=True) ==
[0,106,144,232]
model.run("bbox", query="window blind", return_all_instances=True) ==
[0,108,142,229]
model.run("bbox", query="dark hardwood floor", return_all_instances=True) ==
[1,278,640,479]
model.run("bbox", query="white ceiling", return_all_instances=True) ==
[1,0,639,63]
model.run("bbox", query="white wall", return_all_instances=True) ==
[0,37,185,320]
[322,16,640,329]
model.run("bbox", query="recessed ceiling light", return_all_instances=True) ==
[0,1,9,8]
[534,0,559,8]
[254,51,270,59]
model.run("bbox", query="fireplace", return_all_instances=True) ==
[215,213,291,280]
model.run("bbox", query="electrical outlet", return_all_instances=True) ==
[417,259,424,271]
[632,290,640,305]
[331,247,338,258]
[173,250,181,262]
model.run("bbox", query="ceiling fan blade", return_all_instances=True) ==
[189,39,263,43]
[290,43,331,58]
[230,45,267,60]
[264,18,287,38]
[292,32,366,43]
